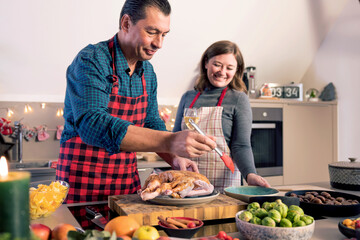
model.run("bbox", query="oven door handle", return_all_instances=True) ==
[252,123,276,129]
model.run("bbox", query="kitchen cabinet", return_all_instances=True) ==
[283,102,337,184]
[250,99,337,185]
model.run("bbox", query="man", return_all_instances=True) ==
[56,0,216,203]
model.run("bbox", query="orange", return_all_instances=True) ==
[52,223,76,240]
[104,216,140,237]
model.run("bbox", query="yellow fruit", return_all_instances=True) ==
[104,216,140,237]
[133,225,160,240]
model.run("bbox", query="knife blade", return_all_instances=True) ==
[189,118,235,173]
[85,206,108,229]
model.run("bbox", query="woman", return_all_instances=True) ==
[173,40,270,191]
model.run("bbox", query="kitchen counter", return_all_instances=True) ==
[137,159,171,169]
[31,182,359,239]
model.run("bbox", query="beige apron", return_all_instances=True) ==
[181,88,242,192]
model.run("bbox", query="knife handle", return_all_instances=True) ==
[85,206,102,219]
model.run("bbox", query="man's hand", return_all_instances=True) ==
[247,173,271,188]
[168,130,216,158]
[171,156,199,173]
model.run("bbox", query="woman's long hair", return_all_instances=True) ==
[194,40,247,93]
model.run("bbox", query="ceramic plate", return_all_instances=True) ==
[148,190,220,206]
[224,186,279,202]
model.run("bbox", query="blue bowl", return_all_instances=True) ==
[224,186,279,202]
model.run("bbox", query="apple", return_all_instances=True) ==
[30,223,51,240]
[132,225,160,240]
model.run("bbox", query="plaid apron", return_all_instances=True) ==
[56,37,146,203]
[181,87,241,192]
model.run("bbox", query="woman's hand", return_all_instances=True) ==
[171,156,199,173]
[246,173,271,188]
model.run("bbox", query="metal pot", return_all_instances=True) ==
[329,158,360,191]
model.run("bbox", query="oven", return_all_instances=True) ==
[251,107,283,177]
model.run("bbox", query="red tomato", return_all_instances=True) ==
[233,238,240,240]
[355,220,360,229]
[216,231,227,240]
[225,235,233,240]
[187,221,197,228]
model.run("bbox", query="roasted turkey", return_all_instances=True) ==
[139,170,214,201]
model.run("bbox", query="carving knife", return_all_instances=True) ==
[189,118,235,173]
[85,206,108,229]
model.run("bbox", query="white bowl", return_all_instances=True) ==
[224,186,279,202]
[235,210,315,240]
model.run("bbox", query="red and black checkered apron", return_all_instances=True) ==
[56,37,146,203]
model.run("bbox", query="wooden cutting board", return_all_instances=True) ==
[108,194,247,226]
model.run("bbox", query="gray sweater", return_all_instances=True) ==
[173,87,257,180]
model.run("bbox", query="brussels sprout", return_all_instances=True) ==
[239,210,253,222]
[248,207,257,216]
[262,201,272,211]
[288,205,304,216]
[254,208,268,219]
[279,218,292,228]
[268,209,281,223]
[262,217,276,227]
[300,215,314,225]
[293,220,306,227]
[250,216,262,225]
[286,210,301,223]
[273,201,288,218]
[247,202,261,211]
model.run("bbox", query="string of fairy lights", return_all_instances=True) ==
[0,103,64,118]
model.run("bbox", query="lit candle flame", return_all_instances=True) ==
[0,156,9,177]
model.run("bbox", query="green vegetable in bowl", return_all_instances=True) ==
[300,215,314,225]
[288,205,304,216]
[239,210,253,222]
[286,210,301,222]
[250,216,262,225]
[240,199,313,228]
[254,208,268,219]
[262,201,272,211]
[293,220,307,227]
[279,218,292,227]
[273,200,288,218]
[262,217,276,227]
[247,202,260,211]
[268,209,282,223]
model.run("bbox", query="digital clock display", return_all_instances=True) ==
[266,83,303,100]
[283,86,301,98]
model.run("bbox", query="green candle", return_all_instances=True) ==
[0,157,30,240]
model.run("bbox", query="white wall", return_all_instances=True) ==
[301,0,360,161]
[0,0,348,103]
[0,0,358,161]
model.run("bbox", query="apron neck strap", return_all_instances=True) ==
[108,36,118,83]
[217,87,228,106]
[189,87,228,108]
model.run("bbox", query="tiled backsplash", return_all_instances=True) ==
[0,101,178,163]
